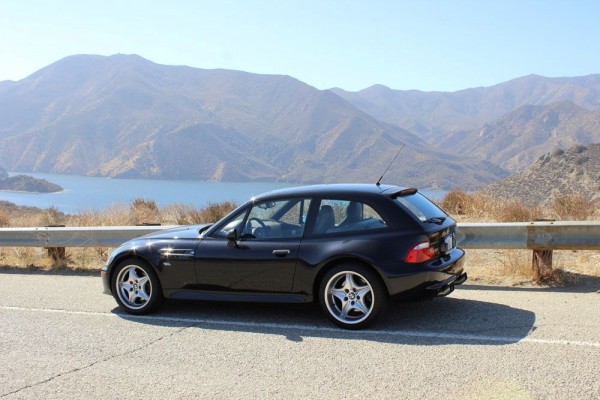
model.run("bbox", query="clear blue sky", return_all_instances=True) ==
[1,0,598,92]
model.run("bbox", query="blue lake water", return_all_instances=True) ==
[1,172,446,214]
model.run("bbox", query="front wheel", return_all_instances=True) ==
[318,264,388,329]
[111,258,163,315]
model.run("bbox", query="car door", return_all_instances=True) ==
[195,198,311,294]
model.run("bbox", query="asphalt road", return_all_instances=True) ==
[0,270,599,399]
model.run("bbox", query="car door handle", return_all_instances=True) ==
[272,249,290,257]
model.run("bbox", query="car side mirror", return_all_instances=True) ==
[226,228,239,247]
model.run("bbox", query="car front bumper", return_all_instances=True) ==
[101,266,111,295]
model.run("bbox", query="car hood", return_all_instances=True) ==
[134,224,211,241]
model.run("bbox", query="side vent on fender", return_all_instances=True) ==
[158,248,195,260]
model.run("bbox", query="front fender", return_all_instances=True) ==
[103,244,161,294]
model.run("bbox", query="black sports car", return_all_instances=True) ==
[101,184,466,329]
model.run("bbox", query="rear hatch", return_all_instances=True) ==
[388,188,457,260]
[425,225,457,257]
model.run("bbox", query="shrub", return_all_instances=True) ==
[161,201,237,225]
[552,194,593,221]
[198,201,237,223]
[39,206,65,226]
[442,189,547,222]
[440,190,498,221]
[441,190,470,215]
[130,198,160,225]
[0,210,9,227]
[497,199,540,222]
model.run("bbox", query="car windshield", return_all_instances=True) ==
[394,193,447,222]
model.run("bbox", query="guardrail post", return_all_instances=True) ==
[47,246,66,262]
[530,219,555,283]
[45,225,67,263]
[532,250,553,282]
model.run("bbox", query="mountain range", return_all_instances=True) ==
[332,74,600,140]
[0,54,599,190]
[440,100,600,172]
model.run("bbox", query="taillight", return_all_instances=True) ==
[405,241,435,263]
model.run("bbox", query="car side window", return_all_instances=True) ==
[242,198,311,239]
[313,199,388,235]
[211,209,247,238]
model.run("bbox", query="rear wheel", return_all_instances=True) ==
[319,264,388,329]
[111,258,163,315]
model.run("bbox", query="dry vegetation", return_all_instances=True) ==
[0,192,598,286]
[439,190,598,222]
[0,198,237,271]
[439,190,600,285]
[0,198,237,228]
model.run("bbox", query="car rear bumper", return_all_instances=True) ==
[426,271,468,297]
[382,247,466,296]
[101,266,111,295]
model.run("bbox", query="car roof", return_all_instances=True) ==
[252,183,410,201]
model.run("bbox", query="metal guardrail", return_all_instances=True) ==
[0,221,597,282]
[457,221,600,281]
[0,221,597,250]
[0,226,178,248]
[457,221,600,250]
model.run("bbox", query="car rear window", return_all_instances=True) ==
[313,199,388,235]
[394,193,447,222]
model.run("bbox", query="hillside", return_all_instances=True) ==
[482,144,600,205]
[0,54,504,189]
[440,101,600,172]
[0,164,63,192]
[332,74,600,141]
[0,175,63,193]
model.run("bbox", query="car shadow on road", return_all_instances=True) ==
[113,295,536,346]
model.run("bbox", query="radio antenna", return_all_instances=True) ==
[375,144,405,187]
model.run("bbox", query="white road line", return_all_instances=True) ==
[2,305,599,348]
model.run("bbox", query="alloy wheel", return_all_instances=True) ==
[116,265,152,310]
[324,271,374,325]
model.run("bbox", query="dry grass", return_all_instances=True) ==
[130,198,160,225]
[161,201,237,225]
[465,248,600,286]
[0,247,54,269]
[0,210,9,227]
[465,250,531,285]
[70,204,132,227]
[0,199,237,271]
[551,194,594,220]
[440,190,487,219]
[499,250,533,278]
[441,190,599,285]
[439,190,541,222]
[440,190,597,222]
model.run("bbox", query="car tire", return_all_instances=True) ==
[111,258,163,315]
[318,263,388,329]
